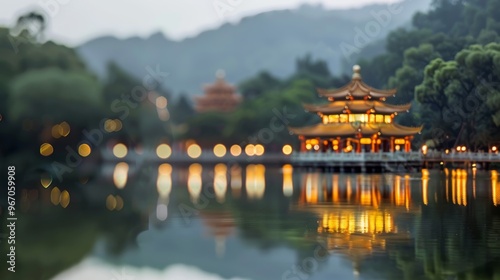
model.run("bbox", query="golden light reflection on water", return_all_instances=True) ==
[113,162,129,189]
[188,163,203,203]
[245,164,265,200]
[282,164,293,197]
[422,169,429,205]
[157,164,172,198]
[230,165,242,198]
[41,174,52,188]
[493,170,500,206]
[214,164,228,203]
[450,169,468,206]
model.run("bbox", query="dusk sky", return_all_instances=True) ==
[0,0,399,46]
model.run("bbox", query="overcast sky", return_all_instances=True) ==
[0,0,399,46]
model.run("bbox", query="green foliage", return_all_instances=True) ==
[9,68,102,125]
[416,43,500,149]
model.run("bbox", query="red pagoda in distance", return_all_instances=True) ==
[194,70,242,113]
[289,65,422,153]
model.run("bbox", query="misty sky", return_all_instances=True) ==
[0,0,399,46]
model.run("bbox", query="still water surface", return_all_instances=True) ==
[5,164,500,280]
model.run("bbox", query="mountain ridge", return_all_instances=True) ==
[77,0,432,95]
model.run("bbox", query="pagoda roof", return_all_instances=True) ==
[289,123,423,138]
[304,100,411,114]
[317,65,396,99]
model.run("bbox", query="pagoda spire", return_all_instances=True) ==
[352,65,362,80]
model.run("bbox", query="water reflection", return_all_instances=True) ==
[282,164,293,197]
[245,164,266,200]
[112,162,129,189]
[214,164,227,203]
[9,165,500,280]
[187,163,202,203]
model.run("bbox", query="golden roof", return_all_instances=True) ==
[317,65,396,100]
[304,100,411,114]
[289,123,423,137]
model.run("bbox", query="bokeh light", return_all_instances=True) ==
[156,144,172,159]
[230,145,242,156]
[255,144,265,156]
[156,96,168,109]
[213,144,227,158]
[187,144,202,159]
[245,144,255,156]
[113,143,128,158]
[78,143,91,157]
[282,145,293,155]
[40,143,54,156]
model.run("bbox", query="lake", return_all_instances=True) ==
[4,164,500,280]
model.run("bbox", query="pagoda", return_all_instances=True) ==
[194,70,242,113]
[289,65,422,153]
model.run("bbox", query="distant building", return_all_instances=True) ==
[194,70,242,113]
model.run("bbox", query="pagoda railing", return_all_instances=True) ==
[291,151,422,163]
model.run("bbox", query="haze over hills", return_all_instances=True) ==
[77,0,431,95]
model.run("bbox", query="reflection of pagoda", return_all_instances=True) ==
[194,70,242,113]
[292,173,419,276]
[200,211,236,257]
[289,65,422,153]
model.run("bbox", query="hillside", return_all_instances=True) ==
[77,0,431,95]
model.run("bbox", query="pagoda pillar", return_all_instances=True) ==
[300,136,306,152]
[336,137,342,153]
[390,137,395,152]
[371,137,376,153]
[356,140,362,153]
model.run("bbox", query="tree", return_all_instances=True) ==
[416,43,500,150]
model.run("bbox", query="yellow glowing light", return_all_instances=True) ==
[314,145,320,151]
[115,196,124,211]
[213,144,227,158]
[461,146,466,152]
[51,124,62,138]
[255,144,265,156]
[360,138,372,145]
[306,144,312,150]
[40,174,52,188]
[333,145,339,151]
[189,163,203,174]
[421,145,428,155]
[59,122,70,137]
[159,163,172,174]
[187,144,202,159]
[51,187,61,205]
[113,162,129,189]
[106,195,117,211]
[282,145,293,155]
[78,143,91,157]
[113,143,128,158]
[114,119,122,131]
[493,146,498,152]
[445,149,450,154]
[456,146,461,152]
[40,143,54,156]
[230,145,242,156]
[394,139,406,145]
[104,119,117,132]
[60,190,70,208]
[395,145,401,151]
[245,144,255,156]
[156,96,168,109]
[156,144,172,159]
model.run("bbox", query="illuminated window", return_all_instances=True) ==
[323,116,328,124]
[329,115,339,123]
[339,115,348,123]
[385,115,392,123]
[369,114,375,123]
[376,115,383,123]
